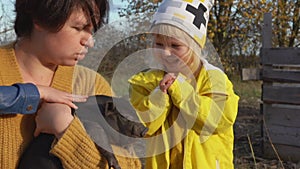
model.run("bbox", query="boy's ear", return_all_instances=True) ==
[33,21,44,31]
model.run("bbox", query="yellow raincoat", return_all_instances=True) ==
[128,60,239,169]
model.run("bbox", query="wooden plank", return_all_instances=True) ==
[262,13,272,48]
[242,68,260,81]
[262,84,300,104]
[263,124,300,147]
[263,143,300,162]
[261,48,300,65]
[261,66,300,82]
[263,104,300,128]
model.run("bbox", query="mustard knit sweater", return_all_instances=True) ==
[0,44,141,169]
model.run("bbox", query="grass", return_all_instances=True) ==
[230,76,262,108]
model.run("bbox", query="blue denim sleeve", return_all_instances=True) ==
[0,83,40,114]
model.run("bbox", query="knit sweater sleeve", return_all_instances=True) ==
[50,116,108,169]
[50,67,111,169]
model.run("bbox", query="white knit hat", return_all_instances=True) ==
[151,0,214,48]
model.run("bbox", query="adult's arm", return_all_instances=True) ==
[0,83,40,114]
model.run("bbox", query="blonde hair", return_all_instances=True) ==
[150,24,203,76]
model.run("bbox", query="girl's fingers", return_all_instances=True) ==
[166,73,176,79]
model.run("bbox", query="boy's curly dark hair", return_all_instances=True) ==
[14,0,109,37]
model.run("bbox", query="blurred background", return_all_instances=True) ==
[0,0,299,168]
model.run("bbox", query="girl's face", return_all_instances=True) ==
[32,8,94,66]
[153,35,193,74]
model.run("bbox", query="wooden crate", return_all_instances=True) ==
[260,13,300,162]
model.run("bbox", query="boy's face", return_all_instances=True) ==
[153,35,193,74]
[32,8,94,66]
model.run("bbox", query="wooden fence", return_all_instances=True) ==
[260,13,300,162]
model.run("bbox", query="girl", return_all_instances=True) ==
[129,0,239,168]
